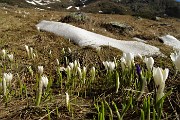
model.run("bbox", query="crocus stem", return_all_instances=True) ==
[36,80,43,106]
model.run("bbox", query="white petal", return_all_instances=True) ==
[153,67,163,86]
[162,68,169,82]
[170,53,176,62]
[174,55,180,71]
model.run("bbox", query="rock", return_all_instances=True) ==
[60,12,89,23]
[101,22,133,35]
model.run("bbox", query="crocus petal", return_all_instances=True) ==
[153,67,163,86]
[174,55,180,70]
[162,68,169,82]
[109,62,115,71]
[170,53,176,62]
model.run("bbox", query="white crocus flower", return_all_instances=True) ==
[77,67,82,79]
[153,67,169,101]
[74,60,78,69]
[90,67,96,81]
[109,62,115,71]
[2,77,6,96]
[25,45,29,57]
[103,61,109,70]
[56,59,59,66]
[82,66,87,84]
[66,66,71,80]
[69,62,74,70]
[62,48,65,54]
[144,57,154,71]
[41,75,48,88]
[27,66,33,77]
[68,47,72,53]
[65,92,70,108]
[8,54,14,62]
[38,66,43,75]
[30,47,33,57]
[170,52,180,71]
[120,57,126,71]
[1,49,6,59]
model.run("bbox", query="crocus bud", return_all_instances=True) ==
[68,48,72,53]
[38,66,43,75]
[90,67,96,81]
[144,57,154,71]
[25,45,29,57]
[77,67,82,79]
[27,66,33,77]
[65,92,70,108]
[2,77,6,96]
[120,57,126,71]
[82,66,87,84]
[109,62,115,71]
[1,49,6,59]
[136,64,141,77]
[56,59,59,66]
[66,66,71,80]
[69,62,74,70]
[62,48,65,54]
[170,52,180,71]
[30,47,33,57]
[8,54,14,62]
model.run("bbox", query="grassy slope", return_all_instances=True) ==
[0,4,180,120]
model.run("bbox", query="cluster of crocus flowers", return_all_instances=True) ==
[36,66,48,106]
[2,73,13,96]
[103,61,116,71]
[153,67,169,102]
[66,60,81,79]
[120,53,134,71]
[170,51,180,71]
[25,45,36,59]
[36,75,49,106]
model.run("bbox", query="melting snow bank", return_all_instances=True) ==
[36,20,161,56]
[159,35,180,51]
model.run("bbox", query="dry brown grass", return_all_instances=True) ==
[0,4,180,120]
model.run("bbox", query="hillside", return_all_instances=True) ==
[0,3,180,120]
[0,0,180,18]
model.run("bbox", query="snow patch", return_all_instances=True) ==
[75,7,80,10]
[36,20,161,56]
[66,6,73,10]
[25,0,57,6]
[25,0,37,5]
[159,35,180,51]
